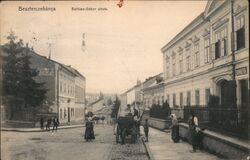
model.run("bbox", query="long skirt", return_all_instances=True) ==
[190,128,198,146]
[171,125,179,142]
[85,127,95,140]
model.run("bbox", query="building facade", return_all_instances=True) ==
[142,73,164,110]
[29,50,86,123]
[161,0,249,109]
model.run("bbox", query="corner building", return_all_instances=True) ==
[161,0,249,108]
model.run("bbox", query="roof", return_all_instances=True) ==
[26,48,86,79]
[94,106,112,115]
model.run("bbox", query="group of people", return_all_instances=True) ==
[40,117,60,132]
[169,111,201,153]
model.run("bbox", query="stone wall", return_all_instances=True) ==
[179,123,250,159]
[141,112,171,130]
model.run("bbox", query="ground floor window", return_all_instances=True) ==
[240,79,248,108]
[187,91,191,106]
[205,88,210,105]
[195,90,200,105]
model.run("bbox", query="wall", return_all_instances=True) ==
[29,51,56,107]
[179,123,250,159]
[141,112,171,130]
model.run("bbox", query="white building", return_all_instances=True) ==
[162,0,249,108]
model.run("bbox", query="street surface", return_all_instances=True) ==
[1,124,148,160]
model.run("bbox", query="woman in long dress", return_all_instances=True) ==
[85,117,95,141]
[170,113,179,143]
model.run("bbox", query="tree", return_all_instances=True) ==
[18,48,47,108]
[2,32,47,119]
[107,97,113,106]
[111,95,120,118]
[2,32,23,97]
[2,32,25,119]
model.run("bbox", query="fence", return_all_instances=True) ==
[182,106,249,139]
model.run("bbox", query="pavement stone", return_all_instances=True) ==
[141,127,225,160]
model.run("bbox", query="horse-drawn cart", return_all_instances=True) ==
[115,115,138,144]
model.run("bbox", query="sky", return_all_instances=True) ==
[1,1,207,94]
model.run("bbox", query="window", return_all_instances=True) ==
[205,88,210,105]
[195,90,200,105]
[64,109,67,118]
[194,44,199,67]
[179,52,183,73]
[213,27,228,59]
[187,91,191,106]
[60,81,62,93]
[166,56,170,78]
[60,109,62,119]
[186,48,191,71]
[236,16,245,50]
[64,83,66,93]
[180,92,183,107]
[204,38,210,63]
[167,94,170,103]
[172,54,176,76]
[173,93,176,107]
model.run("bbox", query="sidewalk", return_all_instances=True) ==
[1,124,85,132]
[142,127,224,160]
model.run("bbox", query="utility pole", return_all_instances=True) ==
[47,42,55,59]
[231,0,237,107]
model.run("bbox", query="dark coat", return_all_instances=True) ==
[85,121,95,140]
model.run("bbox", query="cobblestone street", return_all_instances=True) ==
[1,124,148,160]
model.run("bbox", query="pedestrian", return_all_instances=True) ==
[46,118,52,131]
[170,113,179,143]
[84,117,95,141]
[52,117,60,132]
[40,117,44,130]
[143,119,149,142]
[188,111,199,152]
[131,124,137,144]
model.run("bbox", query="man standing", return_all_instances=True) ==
[188,111,199,152]
[52,117,60,132]
[40,117,44,130]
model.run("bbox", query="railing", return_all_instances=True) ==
[181,105,249,139]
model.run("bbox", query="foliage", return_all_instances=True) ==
[149,100,171,120]
[2,31,47,119]
[107,97,113,106]
[208,95,220,107]
[101,116,105,121]
[111,94,120,118]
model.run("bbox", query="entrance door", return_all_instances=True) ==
[68,107,70,122]
[221,80,236,107]
[240,79,249,108]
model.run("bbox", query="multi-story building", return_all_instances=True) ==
[142,73,164,110]
[161,0,249,109]
[29,49,86,123]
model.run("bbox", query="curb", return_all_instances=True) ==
[141,137,155,160]
[1,125,85,132]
